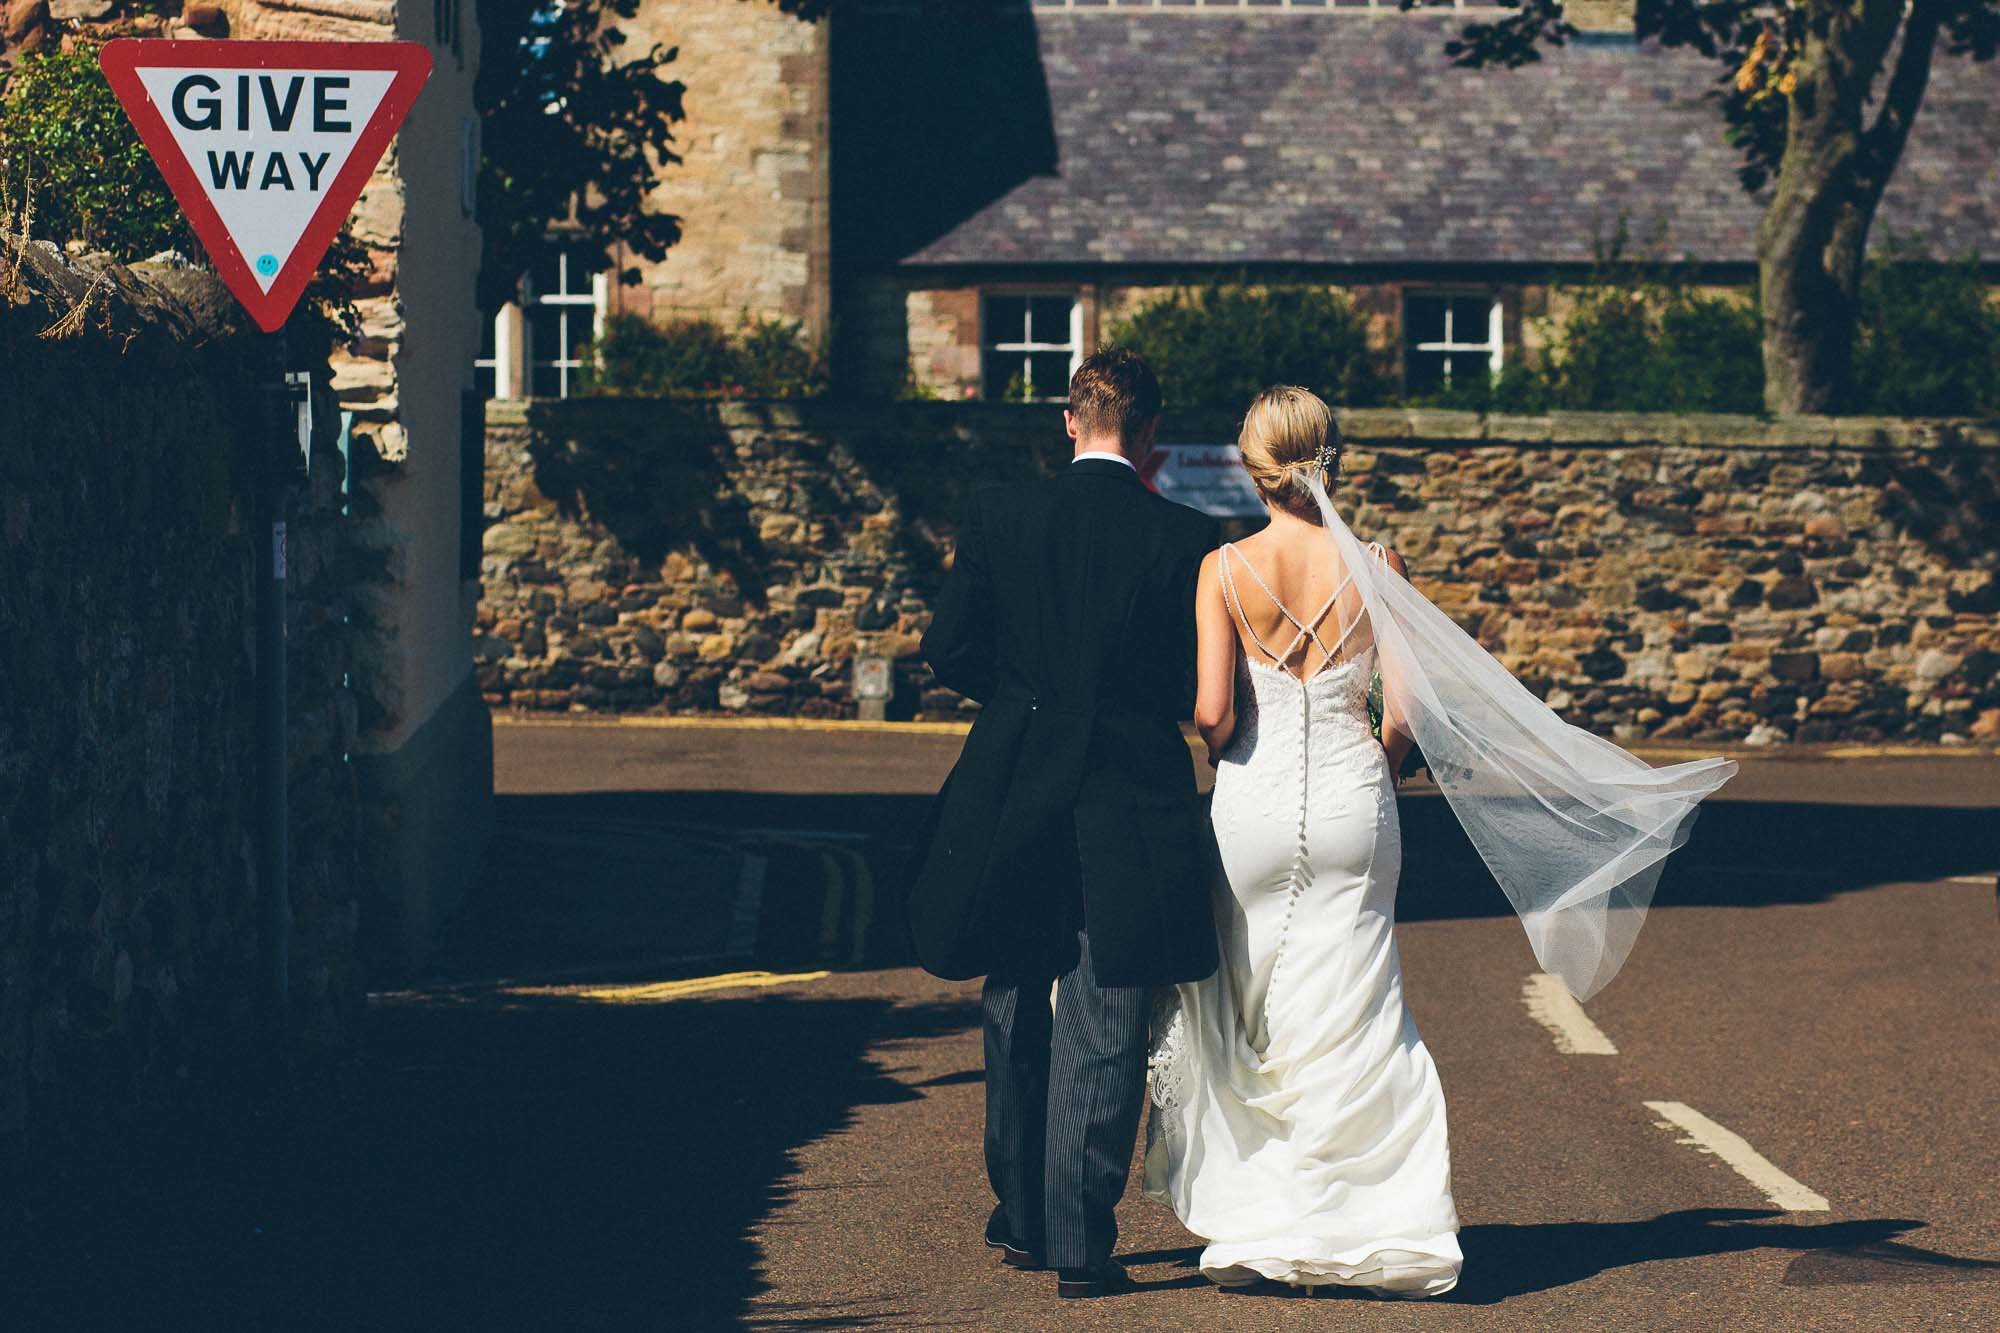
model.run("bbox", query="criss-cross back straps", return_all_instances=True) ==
[1218,543,1366,678]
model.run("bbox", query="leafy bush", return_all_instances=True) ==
[1853,238,2000,417]
[1416,238,1764,414]
[734,315,829,398]
[1108,283,1387,411]
[1526,286,1762,414]
[0,43,184,258]
[580,312,826,398]
[1426,229,1995,417]
[1,40,363,347]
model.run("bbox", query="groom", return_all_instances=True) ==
[909,348,1220,1298]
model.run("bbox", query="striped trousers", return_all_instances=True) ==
[982,928,1151,1270]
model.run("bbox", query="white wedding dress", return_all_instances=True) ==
[1143,542,1463,1297]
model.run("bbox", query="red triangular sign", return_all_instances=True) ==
[100,40,432,333]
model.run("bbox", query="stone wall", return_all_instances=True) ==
[480,400,2000,746]
[0,245,359,1202]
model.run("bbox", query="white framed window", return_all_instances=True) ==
[1403,292,1503,393]
[472,304,510,399]
[981,292,1081,401]
[524,246,608,399]
[474,244,609,400]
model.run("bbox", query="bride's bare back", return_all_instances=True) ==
[1217,524,1373,682]
[1193,513,1405,762]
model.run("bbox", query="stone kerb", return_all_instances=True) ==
[479,399,2000,746]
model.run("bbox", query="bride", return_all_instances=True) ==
[1143,387,1736,1297]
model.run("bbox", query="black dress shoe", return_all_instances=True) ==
[983,1207,1045,1271]
[1057,1261,1135,1299]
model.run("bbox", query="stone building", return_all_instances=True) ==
[475,0,1998,402]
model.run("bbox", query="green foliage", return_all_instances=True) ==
[0,43,184,258]
[1498,287,1763,415]
[734,314,830,398]
[1420,237,1997,417]
[581,312,827,398]
[1108,283,1387,411]
[474,0,686,313]
[1416,227,1763,414]
[0,40,364,350]
[1853,238,2000,417]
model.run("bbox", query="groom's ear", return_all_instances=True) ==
[1064,410,1081,441]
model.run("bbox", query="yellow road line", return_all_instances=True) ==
[493,714,1993,759]
[505,969,831,1003]
[496,714,973,736]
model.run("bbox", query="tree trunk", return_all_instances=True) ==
[1758,1,1943,415]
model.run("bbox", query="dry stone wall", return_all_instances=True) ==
[480,401,2000,746]
[0,245,359,1204]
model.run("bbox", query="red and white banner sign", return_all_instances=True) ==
[99,40,432,332]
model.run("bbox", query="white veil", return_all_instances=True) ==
[1300,470,1737,1001]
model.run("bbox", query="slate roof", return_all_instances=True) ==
[851,11,2000,270]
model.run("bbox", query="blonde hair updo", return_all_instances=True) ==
[1238,385,1340,517]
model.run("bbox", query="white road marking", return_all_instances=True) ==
[725,851,769,957]
[1643,1101,1830,1212]
[816,851,847,961]
[1521,973,1619,1055]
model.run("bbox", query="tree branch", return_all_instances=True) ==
[1861,0,1946,199]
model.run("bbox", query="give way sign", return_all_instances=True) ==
[99,40,432,333]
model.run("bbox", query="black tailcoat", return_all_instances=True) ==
[909,457,1221,988]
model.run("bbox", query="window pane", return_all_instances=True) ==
[1029,296,1073,346]
[1405,349,1447,393]
[1447,352,1494,386]
[984,350,1029,400]
[526,248,563,302]
[1404,295,1446,345]
[528,305,565,364]
[984,296,1028,346]
[530,359,563,399]
[473,362,497,400]
[1027,351,1073,399]
[1450,297,1493,344]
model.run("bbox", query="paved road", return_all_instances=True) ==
[8,722,1993,1330]
[464,721,2000,1329]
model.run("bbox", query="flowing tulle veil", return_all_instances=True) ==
[1298,470,1737,1000]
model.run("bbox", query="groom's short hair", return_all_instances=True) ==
[1068,348,1162,442]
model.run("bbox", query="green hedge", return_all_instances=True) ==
[580,312,827,398]
[1107,283,1388,411]
[1853,241,2000,417]
[1103,256,1997,418]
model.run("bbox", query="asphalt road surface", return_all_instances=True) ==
[7,721,1994,1330]
[466,721,2000,1330]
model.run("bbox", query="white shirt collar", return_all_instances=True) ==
[1072,451,1136,471]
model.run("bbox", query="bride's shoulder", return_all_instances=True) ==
[1364,539,1408,577]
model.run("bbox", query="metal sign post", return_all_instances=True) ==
[100,39,432,1061]
[256,341,306,1054]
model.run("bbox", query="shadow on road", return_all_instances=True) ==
[1448,1209,2000,1303]
[1123,1210,2000,1303]
[5,987,977,1330]
[1399,797,2000,921]
[458,791,1999,976]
